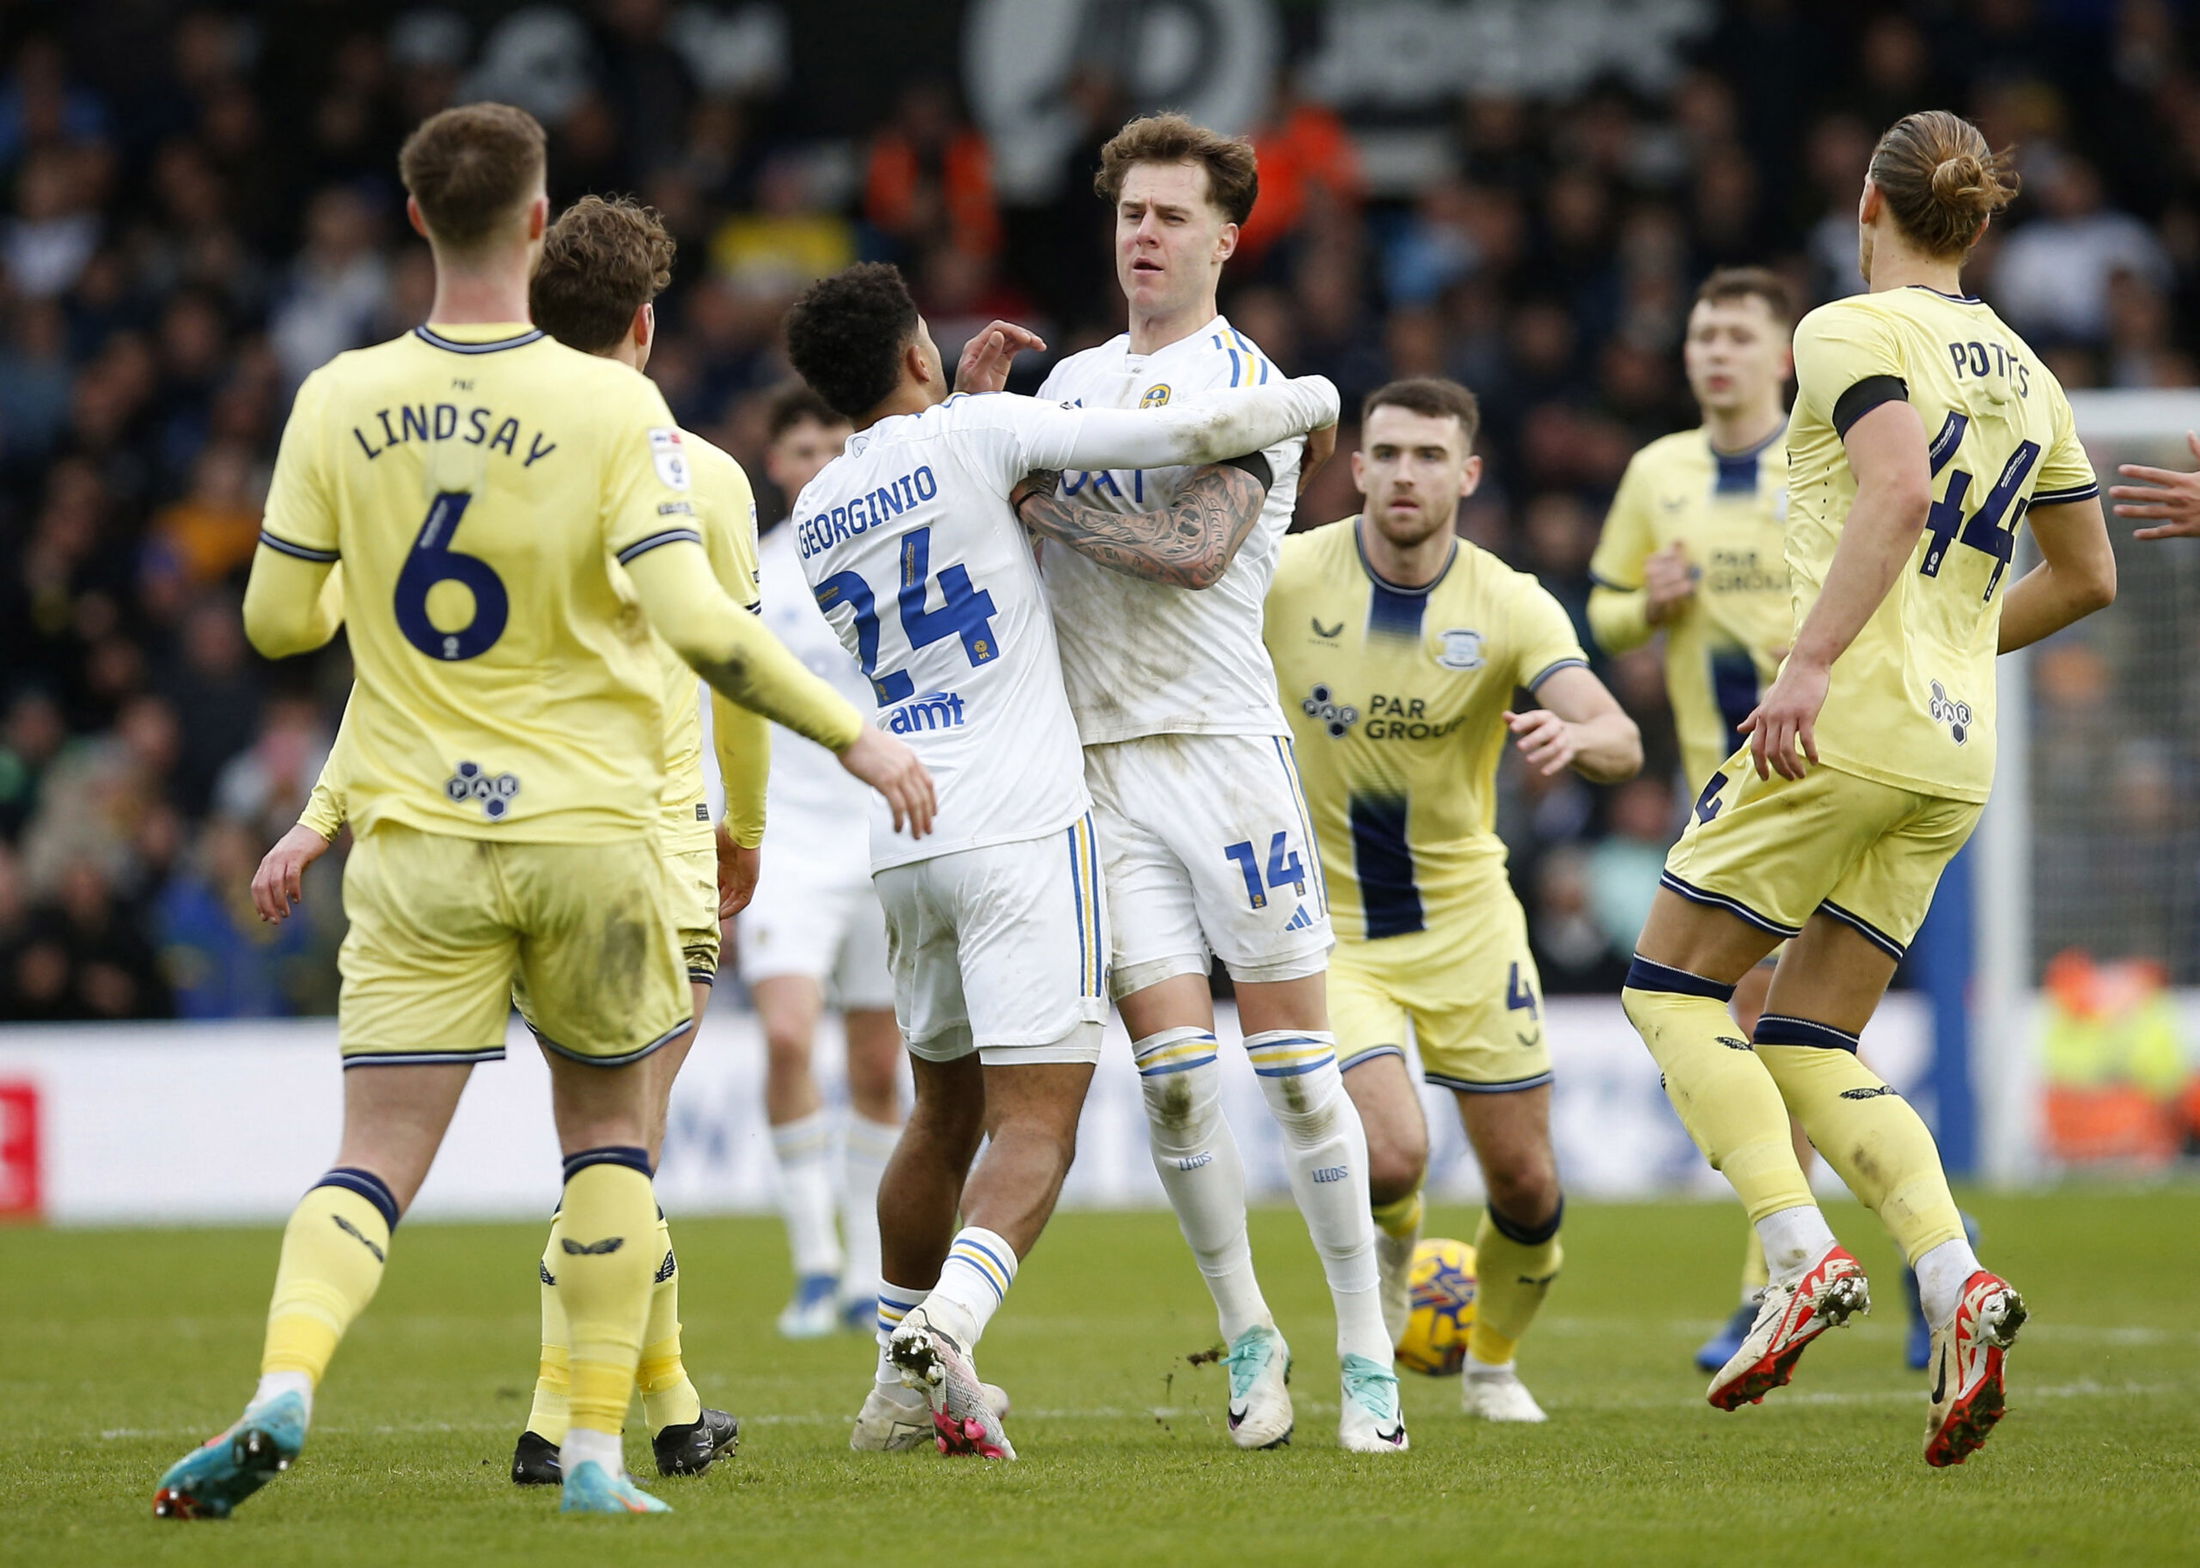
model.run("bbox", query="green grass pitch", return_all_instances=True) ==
[5,1192,2197,1566]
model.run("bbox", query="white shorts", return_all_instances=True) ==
[1083,732,1333,997]
[875,814,1109,1065]
[735,849,896,1012]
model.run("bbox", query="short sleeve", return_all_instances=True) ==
[1511,574,1591,693]
[1792,302,1908,437]
[1589,450,1657,591]
[260,369,340,561]
[2031,386,2100,507]
[600,372,707,566]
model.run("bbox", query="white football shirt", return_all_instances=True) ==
[1037,314,1304,745]
[755,520,881,885]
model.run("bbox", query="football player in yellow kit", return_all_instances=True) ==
[1618,111,2116,1465]
[1264,379,1642,1422]
[155,105,932,1521]
[258,193,776,1488]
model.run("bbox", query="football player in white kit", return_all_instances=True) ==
[741,386,907,1340]
[1029,113,1404,1453]
[781,261,1341,1459]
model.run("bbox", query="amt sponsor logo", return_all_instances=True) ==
[885,690,968,734]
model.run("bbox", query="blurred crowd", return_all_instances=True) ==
[3,0,2196,1020]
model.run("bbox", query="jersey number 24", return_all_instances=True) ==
[813,526,1001,705]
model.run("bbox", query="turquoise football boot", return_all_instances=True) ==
[559,1459,672,1514]
[152,1390,309,1519]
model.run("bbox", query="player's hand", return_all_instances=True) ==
[1739,657,1829,781]
[717,826,760,920]
[1299,423,1337,494]
[2111,432,2200,539]
[1504,708,1580,776]
[1643,542,1698,623]
[838,725,938,838]
[252,823,333,923]
[954,320,1048,396]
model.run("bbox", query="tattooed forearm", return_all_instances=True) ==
[1011,463,1268,589]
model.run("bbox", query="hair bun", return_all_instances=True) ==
[1932,152,1987,205]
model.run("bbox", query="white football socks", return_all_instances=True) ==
[560,1426,622,1477]
[252,1370,313,1418]
[1134,1028,1273,1342]
[1241,1030,1389,1363]
[769,1110,843,1280]
[875,1280,927,1388]
[839,1114,898,1304]
[1755,1203,1837,1286]
[923,1226,1018,1349]
[1914,1236,1984,1325]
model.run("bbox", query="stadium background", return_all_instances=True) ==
[1,0,2197,1221]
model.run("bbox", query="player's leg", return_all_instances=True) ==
[1090,741,1280,1392]
[513,838,693,1513]
[1761,794,2019,1464]
[1694,956,1803,1372]
[155,824,508,1519]
[884,826,1106,1459]
[835,893,905,1329]
[752,973,845,1335]
[1453,1084,1560,1422]
[1628,762,1927,1410]
[1341,1050,1430,1347]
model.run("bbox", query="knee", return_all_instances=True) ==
[1486,1161,1561,1234]
[1366,1141,1426,1208]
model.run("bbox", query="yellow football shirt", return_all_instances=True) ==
[258,322,703,842]
[1265,517,1588,943]
[1589,426,1792,789]
[1786,286,2095,803]
[638,432,761,853]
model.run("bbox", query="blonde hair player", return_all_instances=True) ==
[155,106,933,1521]
[1031,111,1406,1454]
[1618,109,2115,1466]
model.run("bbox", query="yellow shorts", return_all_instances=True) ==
[1331,894,1551,1095]
[1665,755,1982,960]
[339,822,691,1068]
[666,838,722,984]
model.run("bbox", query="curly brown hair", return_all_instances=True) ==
[784,262,920,419]
[529,195,676,356]
[1094,113,1258,226]
[398,103,545,250]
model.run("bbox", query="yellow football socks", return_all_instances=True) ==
[1372,1189,1424,1243]
[526,1214,571,1445]
[1623,960,1815,1222]
[1467,1199,1563,1367]
[260,1169,398,1385]
[637,1213,703,1432]
[1739,1225,1770,1299]
[555,1149,658,1440]
[1754,1013,1967,1266]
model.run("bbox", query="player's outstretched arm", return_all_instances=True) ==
[1033,376,1341,474]
[1742,399,1931,781]
[623,541,936,836]
[1504,665,1643,784]
[2110,431,2200,540]
[1011,458,1268,590]
[1997,496,2116,653]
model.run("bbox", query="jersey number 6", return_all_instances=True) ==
[395,491,508,661]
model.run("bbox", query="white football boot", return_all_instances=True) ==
[1221,1323,1294,1449]
[1460,1363,1547,1422]
[1337,1353,1408,1452]
[850,1379,1011,1452]
[1923,1270,2026,1467]
[888,1308,1015,1459]
[1706,1242,1870,1411]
